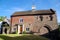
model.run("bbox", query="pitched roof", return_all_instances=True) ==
[11,9,55,16]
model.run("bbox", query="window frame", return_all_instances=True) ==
[26,27,30,32]
[19,18,23,23]
[39,15,43,21]
[49,15,53,21]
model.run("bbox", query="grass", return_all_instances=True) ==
[0,34,49,40]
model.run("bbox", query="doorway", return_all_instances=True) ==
[44,26,51,33]
[4,28,7,34]
[20,25,23,34]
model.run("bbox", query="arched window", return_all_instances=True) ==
[49,15,53,21]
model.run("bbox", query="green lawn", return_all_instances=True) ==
[0,34,49,40]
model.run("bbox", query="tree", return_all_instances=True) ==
[58,23,60,31]
[0,16,6,22]
[59,25,60,27]
[1,22,9,27]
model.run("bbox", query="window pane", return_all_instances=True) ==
[49,15,53,21]
[26,28,29,31]
[20,18,23,22]
[39,15,43,21]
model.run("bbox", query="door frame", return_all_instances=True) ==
[18,24,24,34]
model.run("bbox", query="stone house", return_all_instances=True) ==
[11,9,58,35]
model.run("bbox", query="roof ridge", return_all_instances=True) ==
[11,9,55,16]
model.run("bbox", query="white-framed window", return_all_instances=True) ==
[20,18,23,23]
[26,28,30,31]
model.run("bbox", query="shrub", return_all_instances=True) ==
[23,31,27,34]
[30,31,34,34]
[23,31,34,34]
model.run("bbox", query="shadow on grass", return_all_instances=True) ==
[0,35,49,40]
[0,29,59,40]
[40,28,59,40]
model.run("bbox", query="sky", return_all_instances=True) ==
[0,0,60,23]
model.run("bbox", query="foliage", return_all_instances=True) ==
[23,31,33,34]
[16,30,18,34]
[0,16,6,21]
[23,31,27,34]
[59,25,60,27]
[1,22,9,27]
[30,31,33,34]
[59,24,60,31]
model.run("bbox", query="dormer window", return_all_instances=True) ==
[20,18,23,23]
[39,15,43,21]
[49,15,53,21]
